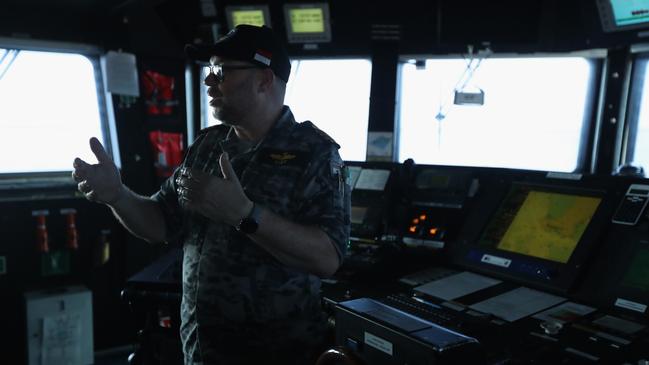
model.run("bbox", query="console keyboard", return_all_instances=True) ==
[381,293,458,328]
[399,267,458,286]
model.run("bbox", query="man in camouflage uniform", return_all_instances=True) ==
[72,24,351,364]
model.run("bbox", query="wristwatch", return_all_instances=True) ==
[236,202,261,234]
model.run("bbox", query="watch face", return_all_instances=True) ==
[238,217,259,234]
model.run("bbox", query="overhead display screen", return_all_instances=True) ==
[597,0,649,32]
[611,0,649,27]
[232,10,266,27]
[225,5,271,30]
[283,3,332,43]
[289,8,325,33]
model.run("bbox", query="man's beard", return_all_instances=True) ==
[212,105,238,126]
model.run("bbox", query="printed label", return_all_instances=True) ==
[481,254,511,268]
[614,298,647,313]
[546,172,583,180]
[364,332,393,356]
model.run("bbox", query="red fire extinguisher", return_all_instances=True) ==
[60,208,78,250]
[32,210,50,253]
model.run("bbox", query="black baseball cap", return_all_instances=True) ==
[185,24,291,83]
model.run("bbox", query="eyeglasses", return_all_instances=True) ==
[208,64,261,83]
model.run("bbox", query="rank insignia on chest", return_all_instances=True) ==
[271,152,296,163]
[258,148,309,166]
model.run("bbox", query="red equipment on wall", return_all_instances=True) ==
[32,210,49,253]
[141,70,178,116]
[61,208,79,250]
[149,131,184,178]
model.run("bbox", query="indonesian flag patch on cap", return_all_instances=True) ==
[254,49,272,66]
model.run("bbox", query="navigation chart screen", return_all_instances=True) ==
[479,186,602,263]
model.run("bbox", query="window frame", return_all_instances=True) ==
[620,47,649,172]
[0,37,118,189]
[395,51,605,173]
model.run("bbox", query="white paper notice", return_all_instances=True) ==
[367,132,393,159]
[104,51,140,96]
[414,271,501,301]
[41,313,82,365]
[470,287,565,322]
[355,169,390,191]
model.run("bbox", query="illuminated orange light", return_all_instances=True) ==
[409,226,417,233]
[412,218,419,224]
[429,228,438,235]
[419,214,427,220]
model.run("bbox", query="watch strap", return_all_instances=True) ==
[236,202,261,233]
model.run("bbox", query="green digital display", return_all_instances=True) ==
[290,8,325,33]
[622,248,649,291]
[232,10,266,27]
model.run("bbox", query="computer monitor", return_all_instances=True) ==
[600,243,649,315]
[620,248,649,292]
[461,182,608,293]
[346,161,398,243]
[596,0,649,33]
[283,3,332,43]
[225,5,271,30]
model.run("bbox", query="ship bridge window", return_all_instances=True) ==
[621,52,649,176]
[201,58,371,161]
[0,44,113,183]
[397,56,597,172]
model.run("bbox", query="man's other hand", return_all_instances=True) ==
[175,152,252,225]
[72,137,123,205]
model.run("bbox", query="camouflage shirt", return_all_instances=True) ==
[153,106,351,364]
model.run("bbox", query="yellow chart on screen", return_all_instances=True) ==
[497,191,601,263]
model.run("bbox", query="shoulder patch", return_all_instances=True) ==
[299,121,340,148]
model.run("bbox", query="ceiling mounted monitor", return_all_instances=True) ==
[597,0,649,33]
[225,5,271,30]
[283,3,332,43]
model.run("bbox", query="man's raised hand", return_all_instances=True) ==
[72,137,123,205]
